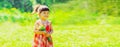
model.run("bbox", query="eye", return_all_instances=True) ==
[47,12,49,14]
[44,12,46,14]
[45,12,48,14]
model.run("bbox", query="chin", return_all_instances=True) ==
[45,17,48,18]
[45,18,47,20]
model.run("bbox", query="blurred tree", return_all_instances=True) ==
[23,0,33,12]
[35,0,53,6]
[88,0,119,16]
[34,0,70,6]
[0,0,33,12]
[44,0,54,6]
[55,0,69,3]
[36,0,42,4]
[0,0,70,12]
[0,0,12,9]
[12,0,33,12]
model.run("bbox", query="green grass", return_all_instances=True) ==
[0,22,120,47]
[0,0,120,47]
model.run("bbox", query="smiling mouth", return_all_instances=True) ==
[44,16,48,17]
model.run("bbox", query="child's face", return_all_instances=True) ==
[39,11,49,20]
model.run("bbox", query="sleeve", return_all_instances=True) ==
[48,22,53,34]
[34,20,40,32]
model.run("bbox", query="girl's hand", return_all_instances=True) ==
[34,30,46,35]
[45,33,50,37]
[39,31,46,34]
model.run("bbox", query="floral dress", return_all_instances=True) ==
[33,19,53,47]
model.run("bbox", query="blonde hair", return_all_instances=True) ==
[32,4,49,14]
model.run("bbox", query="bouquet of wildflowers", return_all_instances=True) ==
[39,25,51,42]
[39,25,46,31]
[46,25,52,42]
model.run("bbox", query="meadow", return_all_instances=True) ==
[0,0,120,47]
[0,22,120,47]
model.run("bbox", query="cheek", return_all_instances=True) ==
[41,16,44,18]
[40,13,44,16]
[44,15,49,18]
[46,16,49,17]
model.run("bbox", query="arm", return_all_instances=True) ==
[34,29,46,34]
[45,22,53,37]
[50,22,53,34]
[34,21,46,35]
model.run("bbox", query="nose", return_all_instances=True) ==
[45,13,48,16]
[44,14,48,17]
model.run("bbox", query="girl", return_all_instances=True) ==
[32,4,53,47]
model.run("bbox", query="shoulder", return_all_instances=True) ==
[47,20,52,24]
[35,19,41,25]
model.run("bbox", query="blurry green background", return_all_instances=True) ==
[0,0,120,47]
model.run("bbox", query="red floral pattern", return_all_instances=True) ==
[33,20,53,47]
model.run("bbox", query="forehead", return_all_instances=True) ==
[41,11,49,13]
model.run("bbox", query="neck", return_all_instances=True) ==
[41,18,47,22]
